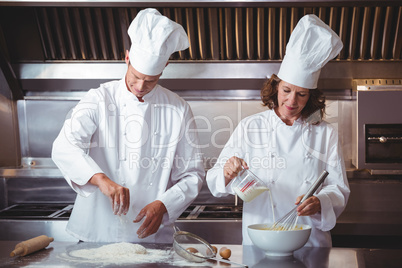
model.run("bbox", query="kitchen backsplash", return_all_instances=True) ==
[15,99,355,170]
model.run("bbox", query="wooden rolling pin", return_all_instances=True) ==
[10,235,54,257]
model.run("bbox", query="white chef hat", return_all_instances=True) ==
[128,8,189,76]
[277,14,343,89]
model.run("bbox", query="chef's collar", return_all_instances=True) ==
[141,84,158,101]
[271,108,304,127]
[120,78,158,103]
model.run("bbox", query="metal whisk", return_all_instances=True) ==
[270,170,329,231]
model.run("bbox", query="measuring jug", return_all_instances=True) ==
[231,169,269,202]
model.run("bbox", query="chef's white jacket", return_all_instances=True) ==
[206,109,350,247]
[52,78,204,243]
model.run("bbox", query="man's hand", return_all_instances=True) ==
[223,156,248,186]
[134,200,167,239]
[295,195,321,216]
[89,173,130,216]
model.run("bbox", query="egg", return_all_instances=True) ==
[219,247,231,259]
[212,246,218,254]
[186,247,198,254]
[206,245,218,256]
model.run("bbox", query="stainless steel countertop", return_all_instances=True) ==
[1,241,402,268]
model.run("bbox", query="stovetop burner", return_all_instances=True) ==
[178,204,242,220]
[0,203,242,220]
[0,203,73,220]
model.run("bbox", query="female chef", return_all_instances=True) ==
[206,14,350,247]
[52,9,204,243]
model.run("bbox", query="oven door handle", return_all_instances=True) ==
[367,136,402,143]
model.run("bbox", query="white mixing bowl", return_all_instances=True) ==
[247,223,312,257]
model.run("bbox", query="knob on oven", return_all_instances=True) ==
[379,136,388,143]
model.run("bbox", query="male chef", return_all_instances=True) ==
[52,8,204,243]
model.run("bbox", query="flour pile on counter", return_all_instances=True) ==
[69,242,147,259]
[59,242,210,266]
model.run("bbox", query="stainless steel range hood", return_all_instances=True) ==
[0,0,401,100]
[2,1,402,62]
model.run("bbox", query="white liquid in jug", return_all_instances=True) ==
[234,186,269,202]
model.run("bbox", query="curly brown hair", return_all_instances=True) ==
[260,74,326,120]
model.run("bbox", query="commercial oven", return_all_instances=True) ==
[352,80,402,174]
